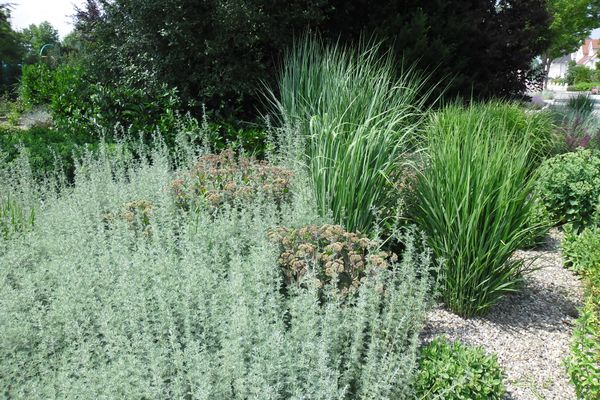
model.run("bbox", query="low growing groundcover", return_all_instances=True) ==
[0,140,437,399]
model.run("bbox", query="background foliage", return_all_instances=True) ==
[72,0,552,121]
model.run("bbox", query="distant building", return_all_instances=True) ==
[575,38,600,68]
[548,54,572,79]
[549,38,599,79]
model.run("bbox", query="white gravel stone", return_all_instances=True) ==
[421,229,585,400]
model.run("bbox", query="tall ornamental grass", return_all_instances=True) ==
[0,137,435,399]
[413,103,543,317]
[268,37,430,234]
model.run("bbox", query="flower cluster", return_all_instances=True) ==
[268,224,396,295]
[172,150,293,210]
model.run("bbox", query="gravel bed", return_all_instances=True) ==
[421,229,585,400]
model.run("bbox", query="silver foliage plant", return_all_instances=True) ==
[0,133,435,399]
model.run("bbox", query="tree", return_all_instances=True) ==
[542,0,600,84]
[0,3,24,93]
[20,21,60,63]
[73,0,552,121]
[0,3,23,63]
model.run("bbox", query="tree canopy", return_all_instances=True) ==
[0,4,23,63]
[546,0,600,59]
[20,21,60,63]
[71,0,552,120]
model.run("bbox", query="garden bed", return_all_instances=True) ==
[422,229,584,399]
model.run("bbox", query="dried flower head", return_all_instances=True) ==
[172,150,293,211]
[268,224,396,296]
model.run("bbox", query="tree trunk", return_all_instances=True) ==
[541,53,551,89]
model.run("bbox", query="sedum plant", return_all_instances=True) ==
[562,224,600,399]
[415,337,506,400]
[413,103,544,317]
[268,36,430,235]
[535,149,600,232]
[172,149,293,211]
[268,223,397,296]
[0,139,435,399]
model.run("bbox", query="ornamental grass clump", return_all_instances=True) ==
[268,223,397,296]
[0,138,436,399]
[413,103,543,317]
[269,36,430,235]
[172,149,293,211]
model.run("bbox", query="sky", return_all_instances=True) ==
[9,0,85,38]
[7,1,600,41]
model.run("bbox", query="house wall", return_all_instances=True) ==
[548,62,568,79]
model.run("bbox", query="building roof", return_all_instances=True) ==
[553,54,572,63]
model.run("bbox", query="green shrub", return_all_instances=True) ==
[535,150,600,231]
[204,122,270,158]
[0,125,96,178]
[51,70,181,140]
[19,63,183,141]
[0,139,436,398]
[270,37,429,235]
[562,225,600,274]
[567,298,600,400]
[567,82,600,92]
[19,63,55,107]
[566,64,595,85]
[562,226,600,399]
[415,337,506,400]
[567,94,595,115]
[413,103,543,317]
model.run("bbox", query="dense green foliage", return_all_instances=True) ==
[563,224,600,274]
[535,150,600,231]
[0,136,437,398]
[413,103,543,317]
[0,4,23,66]
[20,21,60,64]
[415,338,506,399]
[566,63,600,86]
[20,63,55,106]
[545,0,600,61]
[72,0,551,120]
[568,82,600,92]
[271,38,428,235]
[562,225,600,399]
[0,125,97,178]
[20,62,182,140]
